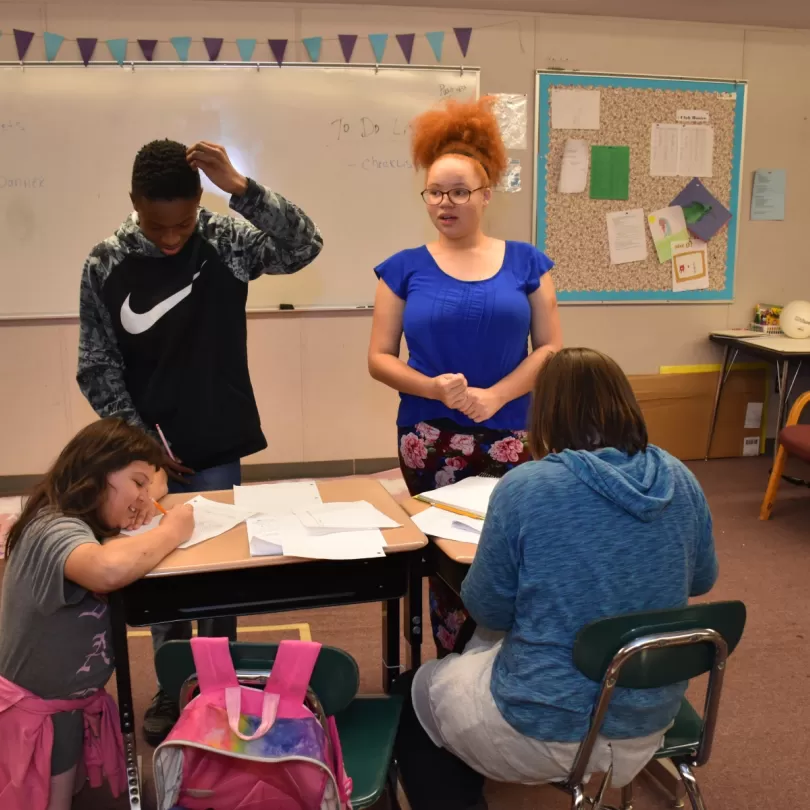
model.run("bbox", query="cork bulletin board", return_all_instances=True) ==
[534,72,747,303]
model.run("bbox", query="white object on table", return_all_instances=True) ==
[416,475,499,519]
[294,501,401,530]
[234,481,322,513]
[412,507,484,545]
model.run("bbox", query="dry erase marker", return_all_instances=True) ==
[155,423,176,461]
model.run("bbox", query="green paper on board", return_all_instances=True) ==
[589,145,630,200]
[683,200,712,224]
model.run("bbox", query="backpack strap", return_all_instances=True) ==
[190,636,239,695]
[264,640,322,713]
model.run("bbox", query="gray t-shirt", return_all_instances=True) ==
[0,512,115,699]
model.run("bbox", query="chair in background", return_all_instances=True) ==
[155,640,403,810]
[760,391,810,520]
[554,601,746,810]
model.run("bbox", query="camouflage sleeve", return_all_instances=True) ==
[210,178,324,282]
[76,257,149,432]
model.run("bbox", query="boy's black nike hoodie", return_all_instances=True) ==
[77,179,322,470]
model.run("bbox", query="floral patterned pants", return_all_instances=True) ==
[397,419,531,656]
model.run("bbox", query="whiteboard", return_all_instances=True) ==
[0,63,479,318]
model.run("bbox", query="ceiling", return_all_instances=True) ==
[240,0,810,31]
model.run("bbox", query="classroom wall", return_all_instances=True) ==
[0,1,808,476]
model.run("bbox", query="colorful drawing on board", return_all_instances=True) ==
[647,206,689,263]
[670,179,730,241]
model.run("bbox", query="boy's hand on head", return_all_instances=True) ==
[186,141,249,197]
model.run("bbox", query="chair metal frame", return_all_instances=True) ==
[559,627,729,810]
[760,390,810,520]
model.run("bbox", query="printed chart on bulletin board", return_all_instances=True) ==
[534,71,747,303]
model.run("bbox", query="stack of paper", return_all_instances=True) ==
[414,475,499,519]
[234,482,392,561]
[411,507,484,545]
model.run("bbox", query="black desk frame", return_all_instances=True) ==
[111,550,424,809]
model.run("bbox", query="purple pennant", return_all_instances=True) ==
[204,37,223,61]
[396,33,415,64]
[454,27,472,57]
[268,39,287,66]
[138,39,157,61]
[338,34,357,63]
[77,37,97,66]
[13,29,35,62]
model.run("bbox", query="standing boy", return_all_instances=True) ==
[77,139,323,744]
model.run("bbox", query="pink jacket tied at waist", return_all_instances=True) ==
[0,674,125,809]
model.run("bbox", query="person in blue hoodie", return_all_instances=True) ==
[394,347,719,810]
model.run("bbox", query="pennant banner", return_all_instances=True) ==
[368,33,387,64]
[302,36,322,63]
[268,39,287,66]
[454,27,472,57]
[13,29,34,62]
[204,37,223,61]
[43,31,65,62]
[77,37,97,66]
[170,36,192,62]
[106,38,127,65]
[338,34,357,64]
[426,31,444,62]
[138,39,157,61]
[396,33,415,64]
[236,38,256,62]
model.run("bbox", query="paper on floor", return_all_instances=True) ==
[233,481,322,514]
[294,501,401,530]
[412,507,483,545]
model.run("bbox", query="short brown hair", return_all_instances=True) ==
[5,418,164,557]
[410,96,508,183]
[529,348,648,458]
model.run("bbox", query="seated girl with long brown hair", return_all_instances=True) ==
[394,348,719,810]
[0,417,194,810]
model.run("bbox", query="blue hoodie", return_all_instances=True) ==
[460,445,718,742]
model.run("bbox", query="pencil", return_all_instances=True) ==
[153,500,168,516]
[155,423,176,462]
[414,495,484,521]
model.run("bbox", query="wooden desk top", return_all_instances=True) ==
[148,478,427,578]
[400,497,477,567]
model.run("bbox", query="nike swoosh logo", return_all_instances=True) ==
[120,272,200,335]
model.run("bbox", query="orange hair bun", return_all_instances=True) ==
[410,95,508,183]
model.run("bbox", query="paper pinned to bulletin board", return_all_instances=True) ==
[535,71,746,303]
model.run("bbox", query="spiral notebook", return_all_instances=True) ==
[413,475,499,520]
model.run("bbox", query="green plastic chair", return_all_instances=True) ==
[558,600,746,810]
[155,640,403,810]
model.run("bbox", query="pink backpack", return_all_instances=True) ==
[153,637,353,810]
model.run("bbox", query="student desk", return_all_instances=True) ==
[707,334,810,461]
[110,478,426,810]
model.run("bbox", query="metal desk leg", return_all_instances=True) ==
[404,553,423,670]
[110,592,143,809]
[705,345,734,461]
[382,597,401,693]
[773,359,795,463]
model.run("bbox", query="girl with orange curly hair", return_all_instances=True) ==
[368,97,563,657]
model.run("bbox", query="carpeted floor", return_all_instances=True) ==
[2,456,809,809]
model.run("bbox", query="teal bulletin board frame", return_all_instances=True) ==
[534,71,747,303]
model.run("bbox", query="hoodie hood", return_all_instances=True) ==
[547,445,675,522]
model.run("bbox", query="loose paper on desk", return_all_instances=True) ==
[294,501,401,530]
[412,507,484,545]
[606,209,648,265]
[121,496,255,549]
[751,169,786,221]
[590,146,630,201]
[558,139,589,194]
[233,481,322,514]
[647,206,689,263]
[671,237,709,292]
[650,124,713,178]
[551,89,600,130]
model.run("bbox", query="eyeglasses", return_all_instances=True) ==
[421,187,487,205]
